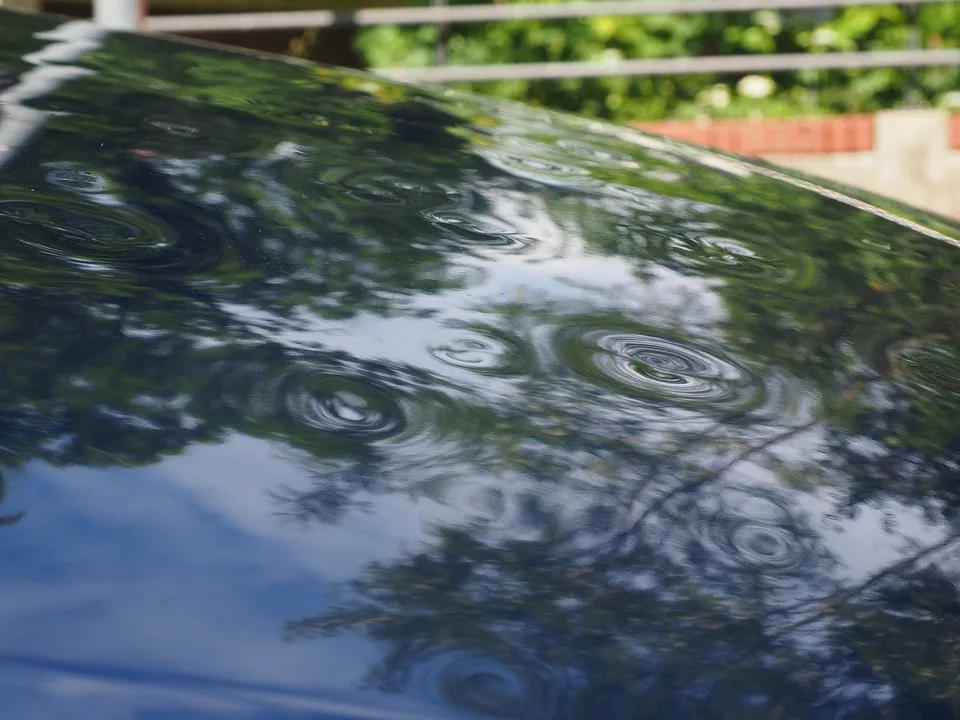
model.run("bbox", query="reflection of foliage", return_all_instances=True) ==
[290,519,960,719]
[3,12,960,519]
[287,526,822,719]
[0,32,483,471]
[4,14,960,716]
[838,565,960,711]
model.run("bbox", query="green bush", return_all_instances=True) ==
[353,2,960,121]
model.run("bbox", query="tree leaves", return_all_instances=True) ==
[353,4,960,121]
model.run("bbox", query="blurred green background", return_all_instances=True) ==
[42,0,960,121]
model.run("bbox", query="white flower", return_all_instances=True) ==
[752,10,782,34]
[810,27,838,47]
[938,91,960,109]
[737,74,775,99]
[599,48,624,64]
[708,83,731,109]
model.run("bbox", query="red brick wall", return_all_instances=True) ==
[632,113,960,156]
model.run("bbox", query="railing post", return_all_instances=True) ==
[433,0,448,66]
[902,2,922,107]
[93,0,147,31]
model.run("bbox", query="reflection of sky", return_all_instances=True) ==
[11,419,948,716]
[5,14,960,718]
[253,187,728,372]
[262,263,723,365]
[0,442,461,718]
[721,461,953,588]
[800,491,950,583]
[193,176,960,621]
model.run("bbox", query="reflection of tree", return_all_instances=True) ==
[262,118,960,720]
[0,36,489,475]
[5,16,960,717]
[287,526,814,719]
[289,516,960,719]
[837,563,960,716]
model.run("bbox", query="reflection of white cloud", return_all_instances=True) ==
[3,659,462,720]
[723,460,954,590]
[0,446,447,717]
[257,177,727,367]
[159,436,431,578]
[798,491,951,584]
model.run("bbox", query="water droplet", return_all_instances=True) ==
[287,386,397,435]
[480,137,603,191]
[642,484,833,594]
[729,523,799,569]
[433,338,495,367]
[149,120,200,137]
[219,361,403,438]
[209,353,510,509]
[445,484,510,523]
[430,328,534,375]
[0,198,207,274]
[423,208,532,253]
[630,230,821,289]
[315,167,454,206]
[45,168,106,193]
[395,647,570,719]
[555,323,763,412]
[555,138,632,164]
[890,340,960,395]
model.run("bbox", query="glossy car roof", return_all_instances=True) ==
[3,9,960,719]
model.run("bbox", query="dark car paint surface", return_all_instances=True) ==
[3,9,960,719]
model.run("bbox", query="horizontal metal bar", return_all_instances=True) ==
[376,49,960,83]
[145,0,943,33]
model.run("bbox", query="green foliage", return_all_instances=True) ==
[353,3,960,121]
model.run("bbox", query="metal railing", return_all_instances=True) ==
[89,0,960,84]
[93,0,147,30]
